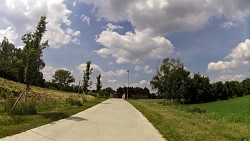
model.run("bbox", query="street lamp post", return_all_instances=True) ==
[127,70,129,99]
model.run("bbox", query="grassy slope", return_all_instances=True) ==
[128,98,250,141]
[0,78,106,138]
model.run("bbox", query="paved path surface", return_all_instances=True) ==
[1,99,165,141]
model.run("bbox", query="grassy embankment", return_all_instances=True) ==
[128,96,250,141]
[0,77,106,138]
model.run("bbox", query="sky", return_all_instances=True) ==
[0,0,250,91]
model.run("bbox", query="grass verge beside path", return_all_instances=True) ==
[128,99,250,141]
[0,98,106,138]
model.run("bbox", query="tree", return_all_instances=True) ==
[213,81,228,100]
[21,16,48,109]
[52,69,75,87]
[96,74,102,91]
[241,78,250,95]
[82,61,93,93]
[0,37,22,81]
[187,73,211,103]
[101,87,114,98]
[151,57,190,101]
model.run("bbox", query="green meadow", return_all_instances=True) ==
[128,96,250,141]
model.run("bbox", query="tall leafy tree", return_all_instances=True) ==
[82,61,93,93]
[21,16,48,107]
[241,78,250,95]
[52,69,75,87]
[0,37,22,81]
[151,57,189,101]
[188,73,211,103]
[0,37,15,60]
[96,74,102,91]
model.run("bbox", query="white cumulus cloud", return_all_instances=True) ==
[208,39,250,72]
[0,0,80,48]
[95,23,174,64]
[0,27,18,43]
[79,0,250,34]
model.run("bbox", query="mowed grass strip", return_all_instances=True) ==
[128,99,250,141]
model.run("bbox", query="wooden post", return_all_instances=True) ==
[11,86,26,111]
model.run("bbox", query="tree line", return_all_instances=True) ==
[150,58,250,104]
[116,86,152,99]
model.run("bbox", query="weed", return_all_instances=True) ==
[3,95,15,112]
[82,96,87,102]
[66,97,82,106]
[186,106,206,114]
[157,99,177,107]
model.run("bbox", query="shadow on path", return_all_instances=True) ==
[66,117,88,122]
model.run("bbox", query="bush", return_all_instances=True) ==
[187,106,206,114]
[66,97,83,106]
[4,96,37,115]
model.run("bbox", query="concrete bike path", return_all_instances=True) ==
[1,99,165,141]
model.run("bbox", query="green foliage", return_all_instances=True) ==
[3,95,15,112]
[0,37,23,82]
[242,78,250,95]
[151,58,250,104]
[66,97,82,106]
[96,74,102,92]
[100,87,114,98]
[150,58,190,101]
[22,16,48,86]
[52,69,75,87]
[186,106,206,114]
[116,86,151,98]
[82,61,93,93]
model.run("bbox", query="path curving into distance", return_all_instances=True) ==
[1,99,165,141]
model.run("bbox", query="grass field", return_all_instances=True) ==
[181,95,250,124]
[128,97,250,141]
[0,78,106,138]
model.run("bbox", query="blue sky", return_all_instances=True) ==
[0,0,250,90]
